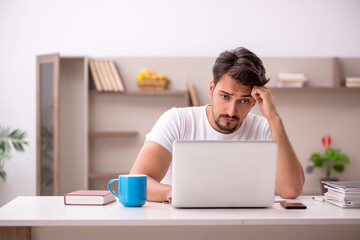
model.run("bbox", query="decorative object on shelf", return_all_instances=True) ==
[276,73,308,88]
[136,68,170,90]
[0,126,28,181]
[89,59,125,92]
[345,77,360,88]
[306,135,350,193]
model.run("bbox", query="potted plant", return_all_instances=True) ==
[0,126,28,181]
[306,135,350,193]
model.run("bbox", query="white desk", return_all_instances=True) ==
[0,196,359,240]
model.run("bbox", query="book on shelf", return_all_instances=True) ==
[103,61,118,91]
[88,60,126,92]
[89,60,103,91]
[64,190,116,206]
[276,73,308,88]
[276,83,305,88]
[278,73,308,81]
[187,83,199,106]
[109,61,125,92]
[322,181,360,208]
[100,60,114,91]
[345,77,360,88]
[94,60,110,91]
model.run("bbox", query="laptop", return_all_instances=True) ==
[171,140,277,208]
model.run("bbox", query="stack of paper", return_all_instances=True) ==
[322,181,360,208]
[276,73,308,88]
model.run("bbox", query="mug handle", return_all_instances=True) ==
[108,179,120,199]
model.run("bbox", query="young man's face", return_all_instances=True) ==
[208,74,255,134]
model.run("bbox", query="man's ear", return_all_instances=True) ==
[208,80,215,99]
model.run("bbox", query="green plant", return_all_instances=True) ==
[306,135,349,179]
[0,126,28,181]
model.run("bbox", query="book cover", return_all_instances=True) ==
[103,61,118,91]
[322,181,360,192]
[276,83,304,88]
[345,77,360,83]
[64,190,116,206]
[326,198,360,208]
[325,191,360,202]
[325,186,360,196]
[187,83,199,106]
[109,61,125,92]
[95,60,111,91]
[277,73,308,81]
[89,60,103,91]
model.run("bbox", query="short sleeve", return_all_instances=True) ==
[145,108,182,154]
[263,123,272,140]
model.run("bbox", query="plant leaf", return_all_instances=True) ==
[313,157,324,166]
[0,170,6,181]
[310,153,321,159]
[336,154,350,164]
[0,126,28,153]
[325,148,339,159]
[333,164,344,173]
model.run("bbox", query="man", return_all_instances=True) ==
[130,47,305,202]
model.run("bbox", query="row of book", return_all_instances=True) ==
[322,181,360,208]
[89,60,125,92]
[276,73,308,88]
[345,77,360,88]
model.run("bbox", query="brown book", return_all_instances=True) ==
[94,60,110,91]
[187,83,199,106]
[103,61,118,91]
[89,60,103,91]
[109,61,125,92]
[64,190,115,206]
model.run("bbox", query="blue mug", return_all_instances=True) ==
[108,175,147,207]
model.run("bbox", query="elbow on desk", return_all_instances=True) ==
[277,185,304,199]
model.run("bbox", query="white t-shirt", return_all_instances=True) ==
[145,105,271,185]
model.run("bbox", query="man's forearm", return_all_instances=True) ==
[146,176,172,202]
[268,114,305,199]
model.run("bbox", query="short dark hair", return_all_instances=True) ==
[212,47,269,87]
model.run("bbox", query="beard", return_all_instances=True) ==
[214,113,240,133]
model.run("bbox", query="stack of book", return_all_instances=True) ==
[345,77,360,88]
[276,73,308,88]
[89,60,125,92]
[322,181,360,208]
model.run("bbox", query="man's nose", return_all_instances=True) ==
[227,101,237,117]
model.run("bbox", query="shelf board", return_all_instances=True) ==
[270,86,360,91]
[88,172,127,179]
[89,131,138,137]
[89,89,188,96]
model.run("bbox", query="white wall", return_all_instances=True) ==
[0,0,359,206]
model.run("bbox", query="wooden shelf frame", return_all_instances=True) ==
[88,172,128,179]
[89,89,188,96]
[270,86,360,91]
[89,131,138,137]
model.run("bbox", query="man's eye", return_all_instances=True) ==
[221,95,229,100]
[240,99,250,104]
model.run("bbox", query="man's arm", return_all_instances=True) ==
[130,141,172,202]
[252,86,305,199]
